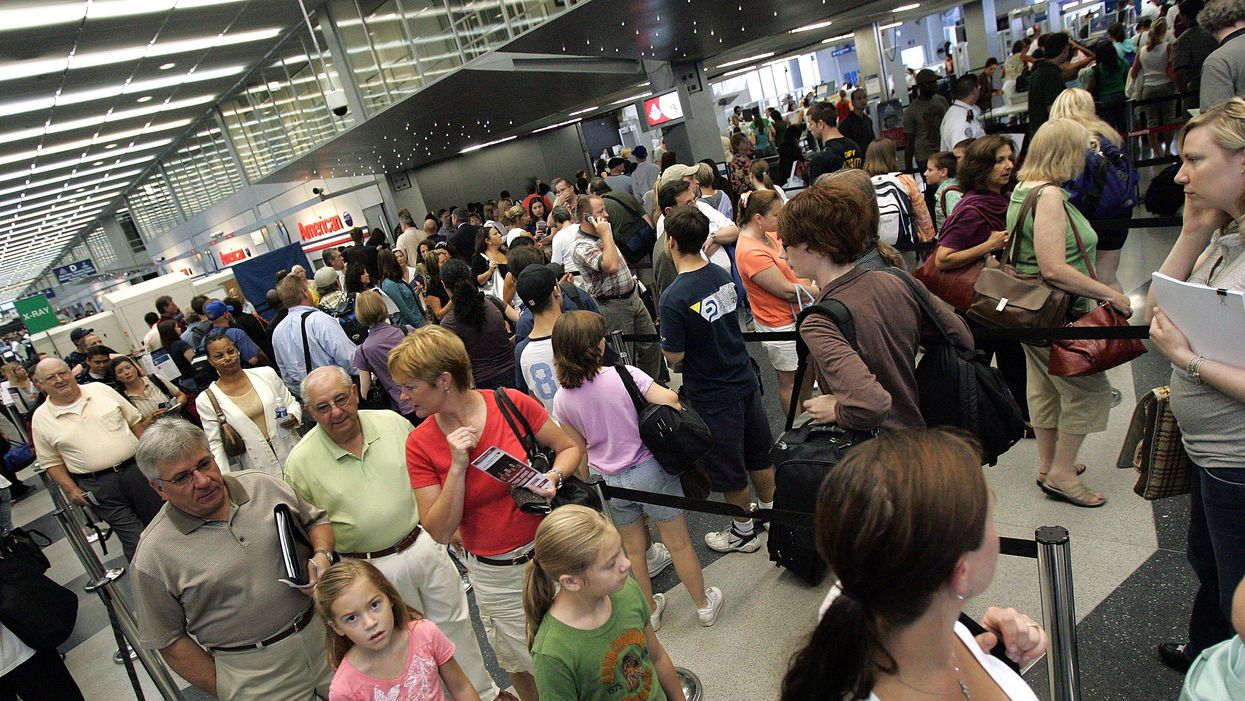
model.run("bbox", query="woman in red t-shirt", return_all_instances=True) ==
[391,325,581,701]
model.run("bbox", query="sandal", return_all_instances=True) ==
[1036,464,1086,487]
[1040,479,1106,508]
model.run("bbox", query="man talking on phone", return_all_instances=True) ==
[569,196,662,378]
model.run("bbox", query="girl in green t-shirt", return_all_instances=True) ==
[524,506,686,701]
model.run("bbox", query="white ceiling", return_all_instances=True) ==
[0,0,319,302]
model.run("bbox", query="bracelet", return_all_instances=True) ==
[314,549,333,558]
[549,470,565,490]
[1187,354,1206,384]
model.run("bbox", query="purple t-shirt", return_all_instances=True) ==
[552,365,654,475]
[329,619,455,701]
[354,323,412,414]
[935,190,1009,252]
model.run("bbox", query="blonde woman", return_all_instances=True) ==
[1008,118,1133,508]
[862,138,937,245]
[1050,88,1135,291]
[1130,18,1177,156]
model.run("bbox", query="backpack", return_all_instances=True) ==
[189,352,218,391]
[604,192,657,267]
[1066,141,1140,219]
[1144,161,1184,217]
[871,174,919,250]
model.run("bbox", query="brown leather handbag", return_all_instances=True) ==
[967,185,1072,337]
[205,388,247,457]
[1047,221,1146,377]
[913,205,990,313]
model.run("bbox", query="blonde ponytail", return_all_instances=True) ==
[522,505,615,650]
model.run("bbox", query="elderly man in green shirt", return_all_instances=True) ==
[284,366,511,701]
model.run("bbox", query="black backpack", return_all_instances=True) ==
[1144,161,1184,217]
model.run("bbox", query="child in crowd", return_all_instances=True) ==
[524,505,687,701]
[1181,574,1245,700]
[926,150,962,231]
[314,559,479,701]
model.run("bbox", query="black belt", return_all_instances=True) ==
[474,549,535,567]
[78,458,136,478]
[339,526,422,560]
[210,607,316,653]
[595,287,636,302]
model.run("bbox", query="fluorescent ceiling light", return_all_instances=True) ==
[0,0,245,33]
[879,21,903,30]
[893,3,921,10]
[0,65,245,118]
[610,92,651,106]
[716,52,775,69]
[721,66,755,78]
[137,96,153,103]
[160,62,177,70]
[790,20,833,33]
[460,135,516,154]
[0,169,144,209]
[822,33,855,43]
[533,118,581,134]
[0,138,171,185]
[568,106,598,116]
[0,117,192,168]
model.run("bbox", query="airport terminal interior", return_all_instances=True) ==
[0,0,1238,699]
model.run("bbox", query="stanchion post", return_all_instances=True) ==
[1037,526,1081,701]
[33,466,188,701]
[588,476,615,527]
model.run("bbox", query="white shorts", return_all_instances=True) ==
[756,320,798,372]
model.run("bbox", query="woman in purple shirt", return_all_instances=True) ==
[352,291,415,422]
[934,134,1030,427]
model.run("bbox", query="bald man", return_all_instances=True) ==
[31,358,163,560]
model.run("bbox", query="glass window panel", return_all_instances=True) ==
[86,226,117,267]
[125,171,182,241]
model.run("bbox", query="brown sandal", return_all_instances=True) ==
[1036,464,1087,487]
[1039,478,1106,508]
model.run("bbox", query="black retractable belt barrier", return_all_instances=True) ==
[621,323,1150,345]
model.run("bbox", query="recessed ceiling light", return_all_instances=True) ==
[789,20,833,33]
[92,161,104,166]
[104,143,118,149]
[716,52,774,69]
[136,96,152,103]
[159,62,176,70]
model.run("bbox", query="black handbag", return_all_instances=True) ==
[613,364,713,476]
[358,373,392,410]
[493,388,602,515]
[0,529,78,650]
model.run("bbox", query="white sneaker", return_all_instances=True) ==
[697,587,724,626]
[650,592,666,631]
[705,524,761,553]
[646,542,673,577]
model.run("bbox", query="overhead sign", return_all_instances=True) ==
[831,45,855,57]
[297,214,346,241]
[642,91,684,129]
[220,247,252,265]
[53,258,97,284]
[41,287,57,299]
[14,294,59,334]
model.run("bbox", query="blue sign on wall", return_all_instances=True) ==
[831,45,855,58]
[41,288,56,299]
[52,259,97,284]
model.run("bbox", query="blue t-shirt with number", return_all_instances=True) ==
[658,264,758,408]
[516,336,560,412]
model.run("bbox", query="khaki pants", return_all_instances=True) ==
[370,532,501,700]
[466,545,535,674]
[213,617,332,701]
[598,291,662,379]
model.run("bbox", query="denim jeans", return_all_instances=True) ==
[1186,462,1245,657]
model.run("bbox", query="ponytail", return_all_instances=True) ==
[523,560,558,651]
[781,592,892,700]
[736,188,781,228]
[439,258,486,330]
[749,159,775,191]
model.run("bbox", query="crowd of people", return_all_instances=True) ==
[4,1,1245,695]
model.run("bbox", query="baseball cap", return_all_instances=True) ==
[70,327,94,343]
[516,265,558,310]
[632,145,648,158]
[916,69,940,85]
[546,262,566,279]
[313,266,339,290]
[204,300,229,321]
[658,163,699,186]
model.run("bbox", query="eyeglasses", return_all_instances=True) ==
[158,458,215,487]
[311,393,353,414]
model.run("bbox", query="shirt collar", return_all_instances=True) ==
[167,474,250,535]
[316,414,382,462]
[1222,26,1245,45]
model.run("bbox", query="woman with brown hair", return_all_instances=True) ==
[862,137,936,245]
[781,429,1046,701]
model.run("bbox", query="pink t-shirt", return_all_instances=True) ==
[552,365,654,475]
[329,620,456,701]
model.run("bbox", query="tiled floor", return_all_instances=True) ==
[12,200,1204,701]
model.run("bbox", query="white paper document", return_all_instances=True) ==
[470,447,552,491]
[1151,272,1245,368]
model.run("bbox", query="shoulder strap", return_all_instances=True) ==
[205,386,226,421]
[493,388,541,459]
[299,311,315,375]
[605,192,644,219]
[939,185,963,215]
[788,299,857,431]
[877,268,964,351]
[612,364,647,414]
[559,281,584,308]
[1008,184,1053,264]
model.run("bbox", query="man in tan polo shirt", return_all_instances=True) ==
[132,418,335,700]
[32,358,163,560]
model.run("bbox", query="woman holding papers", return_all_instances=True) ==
[1147,97,1245,673]
[394,325,582,701]
[1007,119,1133,508]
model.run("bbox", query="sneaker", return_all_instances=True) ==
[650,592,667,631]
[646,542,673,578]
[748,502,767,533]
[697,587,724,626]
[1158,642,1192,673]
[113,643,137,665]
[705,524,761,553]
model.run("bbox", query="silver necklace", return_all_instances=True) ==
[894,648,971,699]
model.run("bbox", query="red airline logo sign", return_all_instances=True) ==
[298,215,344,240]
[220,248,250,264]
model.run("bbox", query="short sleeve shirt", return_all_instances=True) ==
[658,265,758,408]
[406,389,547,556]
[553,365,654,475]
[516,336,560,412]
[734,233,799,328]
[571,230,635,299]
[902,95,949,163]
[329,619,455,701]
[32,382,142,474]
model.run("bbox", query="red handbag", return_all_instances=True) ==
[913,220,988,313]
[1047,218,1146,377]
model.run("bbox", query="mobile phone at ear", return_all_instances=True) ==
[586,215,597,225]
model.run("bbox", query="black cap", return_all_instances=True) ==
[70,327,94,342]
[516,265,558,310]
